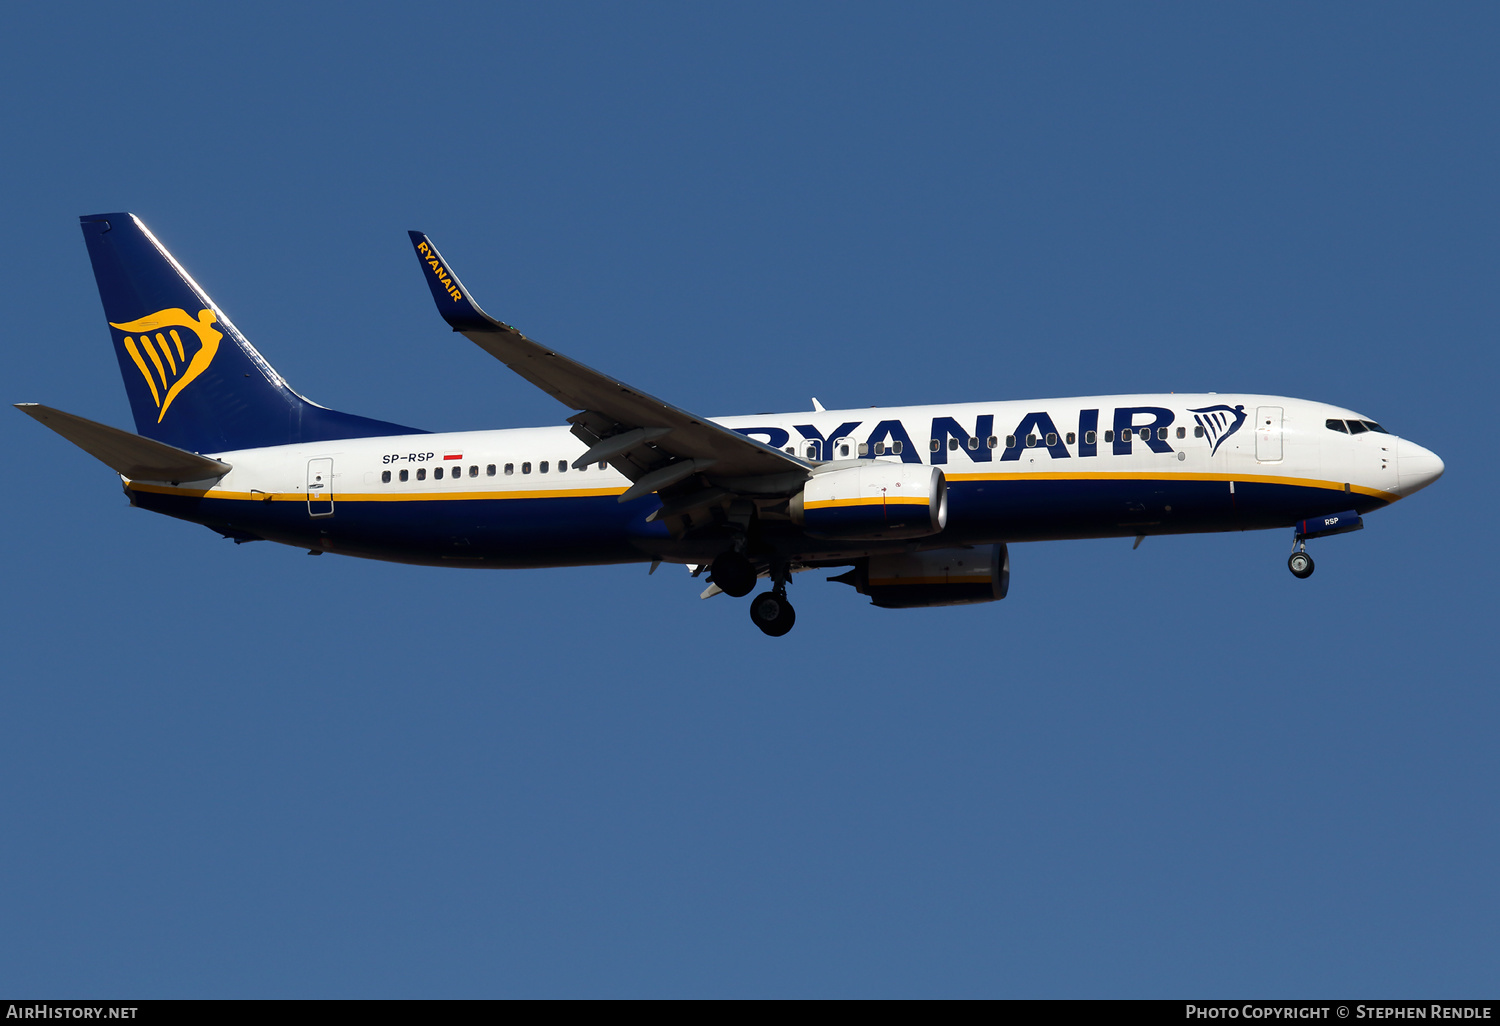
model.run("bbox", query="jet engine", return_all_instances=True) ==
[789,461,947,540]
[834,544,1010,608]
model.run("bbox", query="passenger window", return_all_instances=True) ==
[399,469,409,482]
[967,437,978,450]
[487,464,496,476]
[435,467,444,480]
[1026,434,1038,448]
[1363,421,1388,434]
[930,439,941,452]
[840,443,850,457]
[417,468,426,481]
[987,435,998,448]
[1045,432,1057,447]
[1176,426,1186,439]
[557,460,567,473]
[1157,427,1168,441]
[858,443,869,456]
[893,441,903,454]
[1104,430,1114,443]
[522,462,531,474]
[505,463,514,475]
[1194,426,1205,438]
[1066,432,1076,445]
[785,447,794,454]
[381,470,391,483]
[540,461,549,473]
[948,438,959,450]
[598,462,607,470]
[874,442,886,455]
[1346,420,1368,434]
[1084,430,1096,445]
[1005,435,1017,448]
[1326,419,1348,433]
[1121,428,1132,442]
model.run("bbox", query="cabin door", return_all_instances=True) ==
[307,458,334,517]
[1255,407,1284,462]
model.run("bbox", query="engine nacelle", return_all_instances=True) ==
[790,461,947,540]
[840,544,1009,608]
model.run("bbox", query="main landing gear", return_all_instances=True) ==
[748,557,796,637]
[749,589,796,637]
[709,549,797,636]
[706,546,798,636]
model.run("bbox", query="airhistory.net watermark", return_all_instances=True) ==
[5,1007,137,1019]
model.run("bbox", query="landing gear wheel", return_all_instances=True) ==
[1288,551,1315,579]
[711,551,757,598]
[749,591,796,637]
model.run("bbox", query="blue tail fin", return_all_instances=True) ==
[80,213,424,453]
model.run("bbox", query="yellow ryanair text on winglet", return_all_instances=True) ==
[415,240,464,303]
[108,308,223,422]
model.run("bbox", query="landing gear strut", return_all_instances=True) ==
[749,559,796,637]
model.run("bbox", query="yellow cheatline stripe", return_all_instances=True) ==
[943,469,1398,502]
[867,576,989,586]
[805,495,932,510]
[126,482,628,501]
[125,472,1398,504]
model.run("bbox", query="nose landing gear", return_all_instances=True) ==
[1288,549,1315,579]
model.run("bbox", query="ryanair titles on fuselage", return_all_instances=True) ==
[730,402,1248,462]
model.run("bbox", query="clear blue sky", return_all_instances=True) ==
[2,2,1496,998]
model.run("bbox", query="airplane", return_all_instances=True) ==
[17,213,1445,637]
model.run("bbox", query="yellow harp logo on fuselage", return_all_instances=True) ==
[109,308,223,422]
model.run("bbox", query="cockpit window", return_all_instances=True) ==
[1346,420,1368,434]
[1362,421,1388,434]
[1326,419,1349,433]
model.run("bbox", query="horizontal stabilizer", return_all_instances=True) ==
[15,404,231,481]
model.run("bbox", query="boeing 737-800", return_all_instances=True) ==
[17,213,1445,636]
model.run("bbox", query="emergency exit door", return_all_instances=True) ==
[1255,407,1283,462]
[307,458,334,517]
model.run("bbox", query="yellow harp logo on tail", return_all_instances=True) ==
[109,308,223,422]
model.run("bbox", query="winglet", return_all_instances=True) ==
[407,231,498,332]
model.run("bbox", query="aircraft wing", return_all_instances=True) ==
[407,232,809,504]
[16,403,231,481]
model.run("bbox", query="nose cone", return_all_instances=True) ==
[1397,438,1445,497]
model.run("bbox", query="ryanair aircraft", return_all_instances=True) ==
[18,213,1445,636]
